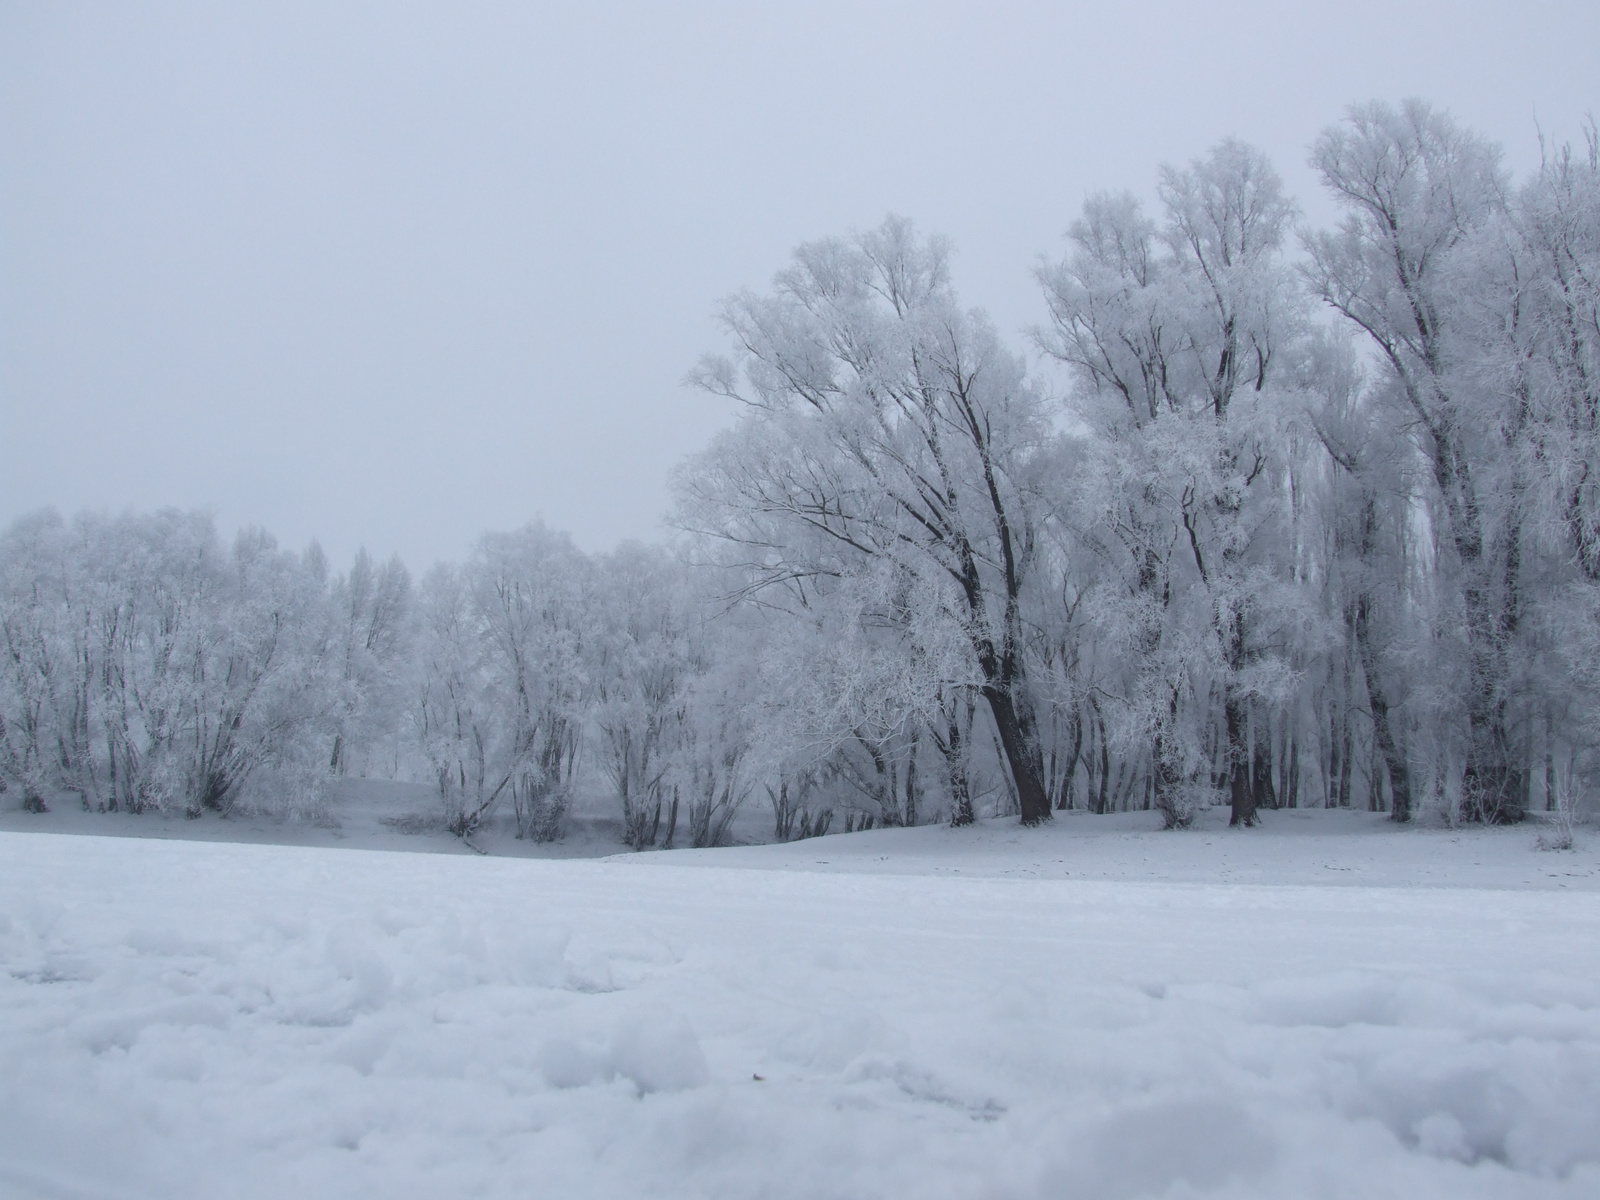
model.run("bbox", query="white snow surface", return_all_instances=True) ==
[2,815,1598,1199]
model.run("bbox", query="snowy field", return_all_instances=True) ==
[2,817,1599,1199]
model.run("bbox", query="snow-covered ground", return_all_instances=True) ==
[2,816,1598,1199]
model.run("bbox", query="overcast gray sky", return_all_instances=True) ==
[3,1,1595,569]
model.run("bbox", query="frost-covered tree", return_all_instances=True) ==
[0,512,71,809]
[0,509,344,815]
[679,216,1058,824]
[745,556,973,828]
[1492,122,1600,809]
[184,527,340,813]
[327,549,413,778]
[1038,140,1308,826]
[414,524,588,840]
[1299,330,1423,821]
[1306,100,1528,820]
[590,543,696,849]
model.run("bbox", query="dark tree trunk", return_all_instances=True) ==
[984,686,1051,825]
[1449,459,1525,824]
[1054,704,1084,811]
[1251,734,1277,812]
[1325,707,1339,809]
[1351,588,1412,822]
[1151,685,1187,826]
[1110,760,1131,812]
[903,726,919,829]
[946,753,974,826]
[662,786,679,850]
[937,705,976,827]
[1369,689,1410,821]
[1545,714,1558,812]
[1459,578,1524,823]
[1088,697,1111,815]
[1337,715,1353,810]
[1226,696,1256,826]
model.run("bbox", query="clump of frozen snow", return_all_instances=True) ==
[532,1008,709,1095]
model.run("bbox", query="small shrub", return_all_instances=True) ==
[1535,784,1582,852]
[1157,783,1215,831]
[842,810,875,834]
[795,807,834,839]
[523,788,570,844]
[382,812,440,835]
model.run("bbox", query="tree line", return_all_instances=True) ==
[4,100,1597,839]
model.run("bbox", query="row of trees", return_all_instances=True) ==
[680,99,1599,829]
[4,100,1596,839]
[0,509,407,817]
[0,511,759,845]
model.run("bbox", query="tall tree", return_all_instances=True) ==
[1305,99,1526,820]
[1039,140,1304,826]
[680,217,1057,823]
